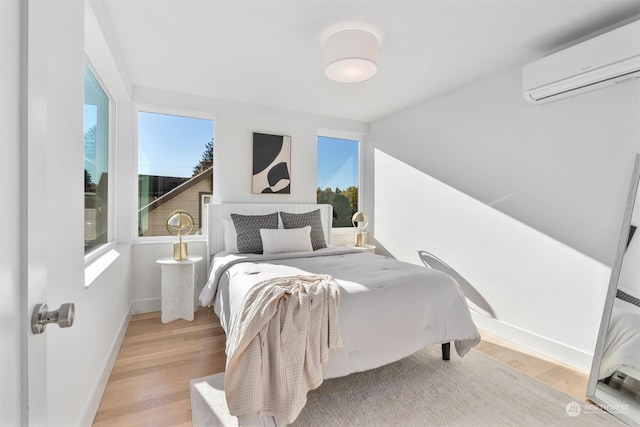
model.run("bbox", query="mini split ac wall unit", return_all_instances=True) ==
[523,19,640,104]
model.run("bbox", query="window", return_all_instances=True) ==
[138,111,214,237]
[316,135,360,227]
[84,64,110,253]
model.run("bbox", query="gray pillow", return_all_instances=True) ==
[230,212,279,254]
[279,209,327,250]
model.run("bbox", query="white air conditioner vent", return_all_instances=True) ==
[523,20,640,104]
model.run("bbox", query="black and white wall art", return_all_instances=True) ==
[252,132,291,194]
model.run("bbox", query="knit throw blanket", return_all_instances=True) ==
[224,274,342,424]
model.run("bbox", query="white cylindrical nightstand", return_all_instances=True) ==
[156,256,203,323]
[345,244,376,254]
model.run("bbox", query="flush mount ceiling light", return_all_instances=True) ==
[324,29,378,83]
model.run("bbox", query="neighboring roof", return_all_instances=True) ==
[139,166,213,215]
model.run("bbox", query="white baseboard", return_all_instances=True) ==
[131,297,161,314]
[472,313,593,373]
[80,302,133,427]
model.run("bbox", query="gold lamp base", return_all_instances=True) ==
[355,232,367,247]
[173,242,188,261]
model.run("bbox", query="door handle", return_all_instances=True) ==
[31,303,75,334]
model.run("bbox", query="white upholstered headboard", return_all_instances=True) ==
[206,203,333,257]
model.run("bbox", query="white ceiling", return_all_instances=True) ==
[98,0,640,122]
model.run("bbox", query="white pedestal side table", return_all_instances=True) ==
[345,243,376,254]
[156,256,203,324]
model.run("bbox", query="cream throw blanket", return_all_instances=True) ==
[224,274,342,424]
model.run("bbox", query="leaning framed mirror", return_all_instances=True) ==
[588,154,640,425]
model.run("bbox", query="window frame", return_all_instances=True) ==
[316,128,364,232]
[83,58,116,265]
[134,104,216,243]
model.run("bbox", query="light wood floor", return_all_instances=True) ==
[93,308,588,425]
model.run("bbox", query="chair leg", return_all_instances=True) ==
[442,342,450,361]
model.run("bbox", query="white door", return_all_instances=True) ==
[25,1,50,424]
[0,1,29,425]
[0,1,51,424]
[24,1,85,425]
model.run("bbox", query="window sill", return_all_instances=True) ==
[85,247,120,288]
[331,227,358,235]
[84,241,115,265]
[133,236,207,245]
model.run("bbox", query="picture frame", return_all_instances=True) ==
[252,132,291,194]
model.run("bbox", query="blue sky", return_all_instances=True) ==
[138,111,215,178]
[317,136,359,190]
[136,112,358,188]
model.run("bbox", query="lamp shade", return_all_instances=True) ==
[166,210,194,236]
[166,210,194,260]
[324,30,378,83]
[352,211,369,230]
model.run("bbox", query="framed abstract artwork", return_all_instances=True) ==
[252,132,291,194]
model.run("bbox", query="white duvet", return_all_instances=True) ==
[200,247,481,380]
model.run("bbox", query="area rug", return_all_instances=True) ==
[190,346,622,426]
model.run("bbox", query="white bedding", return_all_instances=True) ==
[199,246,481,380]
[600,297,640,379]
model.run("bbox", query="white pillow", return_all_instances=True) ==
[260,226,313,255]
[223,219,238,253]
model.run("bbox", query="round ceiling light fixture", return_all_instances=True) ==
[324,29,378,83]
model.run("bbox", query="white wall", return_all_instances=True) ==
[364,66,640,371]
[0,1,25,424]
[129,87,368,308]
[132,86,368,205]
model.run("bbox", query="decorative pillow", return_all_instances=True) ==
[231,212,279,254]
[260,226,313,255]
[222,219,238,253]
[279,209,327,250]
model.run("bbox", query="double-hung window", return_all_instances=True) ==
[316,135,360,227]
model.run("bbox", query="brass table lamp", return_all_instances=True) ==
[166,210,195,260]
[351,211,369,247]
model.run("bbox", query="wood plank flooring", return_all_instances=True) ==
[93,308,588,425]
[93,309,226,426]
[475,330,588,401]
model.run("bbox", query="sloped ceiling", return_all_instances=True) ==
[97,0,640,122]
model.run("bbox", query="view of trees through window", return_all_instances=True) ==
[84,64,110,253]
[138,111,214,237]
[316,136,359,227]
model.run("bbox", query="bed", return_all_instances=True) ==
[199,203,481,424]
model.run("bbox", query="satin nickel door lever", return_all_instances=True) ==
[31,303,75,334]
